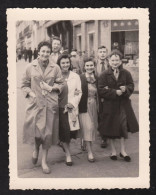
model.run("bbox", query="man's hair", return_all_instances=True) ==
[98,45,107,50]
[52,36,62,44]
[57,54,73,71]
[108,49,123,60]
[37,41,52,53]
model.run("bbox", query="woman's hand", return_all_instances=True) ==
[120,86,126,93]
[40,81,52,92]
[74,89,81,96]
[116,90,123,96]
[29,91,36,98]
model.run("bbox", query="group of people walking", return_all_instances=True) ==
[21,37,139,174]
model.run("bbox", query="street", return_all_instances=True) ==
[17,59,139,178]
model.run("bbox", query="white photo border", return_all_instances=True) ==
[7,8,149,189]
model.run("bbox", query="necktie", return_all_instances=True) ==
[101,62,105,73]
[114,68,119,80]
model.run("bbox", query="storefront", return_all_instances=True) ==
[111,20,139,67]
[46,21,73,52]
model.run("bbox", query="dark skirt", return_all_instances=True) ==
[102,105,128,139]
[59,108,78,143]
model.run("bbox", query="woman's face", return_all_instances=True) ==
[38,46,51,62]
[84,61,95,74]
[60,58,70,72]
[109,54,121,69]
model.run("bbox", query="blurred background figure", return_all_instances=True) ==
[78,51,85,73]
[27,47,33,63]
[17,48,22,61]
[70,50,82,75]
[33,48,38,60]
[23,47,28,62]
[50,36,62,63]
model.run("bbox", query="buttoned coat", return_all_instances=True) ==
[21,59,63,145]
[98,66,139,138]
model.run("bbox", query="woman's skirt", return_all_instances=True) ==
[79,98,98,142]
[59,108,78,143]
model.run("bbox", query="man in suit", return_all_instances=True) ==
[95,46,109,76]
[50,36,62,64]
[96,46,109,148]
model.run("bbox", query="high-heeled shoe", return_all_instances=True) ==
[42,165,51,174]
[66,161,73,166]
[110,155,117,160]
[88,157,95,163]
[120,153,131,162]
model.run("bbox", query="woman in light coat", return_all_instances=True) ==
[57,54,82,166]
[21,41,63,174]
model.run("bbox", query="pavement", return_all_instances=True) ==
[17,59,139,178]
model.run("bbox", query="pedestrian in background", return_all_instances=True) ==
[98,50,139,162]
[78,51,85,73]
[27,47,33,63]
[23,47,28,62]
[79,57,98,162]
[70,50,82,74]
[57,54,82,166]
[21,41,63,174]
[33,48,38,59]
[50,36,61,63]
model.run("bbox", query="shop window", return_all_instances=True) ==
[111,31,139,66]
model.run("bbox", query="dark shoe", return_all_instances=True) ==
[110,155,117,160]
[42,166,51,174]
[66,161,73,166]
[101,140,107,148]
[88,157,95,163]
[58,142,65,152]
[32,149,39,165]
[120,153,131,162]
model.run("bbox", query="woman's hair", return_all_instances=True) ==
[57,54,73,71]
[37,41,52,53]
[83,57,96,72]
[108,49,123,60]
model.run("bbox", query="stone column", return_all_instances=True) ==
[100,20,111,53]
[81,22,86,52]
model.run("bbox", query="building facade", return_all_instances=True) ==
[16,19,139,64]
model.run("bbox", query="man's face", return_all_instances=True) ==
[109,54,121,69]
[70,51,77,58]
[98,48,107,60]
[52,39,61,53]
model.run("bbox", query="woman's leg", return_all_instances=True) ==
[110,139,117,156]
[86,141,94,160]
[120,137,128,156]
[32,139,40,164]
[62,142,72,163]
[41,147,51,173]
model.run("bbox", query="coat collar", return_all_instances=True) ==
[107,65,123,81]
[32,59,57,78]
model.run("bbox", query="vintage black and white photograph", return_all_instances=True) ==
[8,8,149,189]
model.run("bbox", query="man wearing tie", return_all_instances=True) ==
[95,46,109,148]
[95,46,109,76]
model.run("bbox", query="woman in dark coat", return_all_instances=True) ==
[98,50,139,162]
[79,58,98,162]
